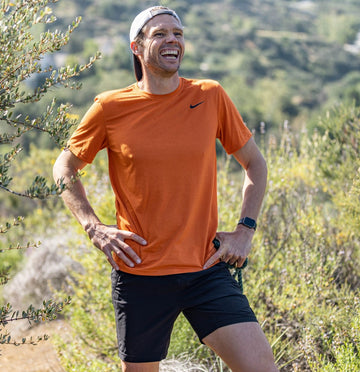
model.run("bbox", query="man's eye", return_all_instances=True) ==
[154,32,164,37]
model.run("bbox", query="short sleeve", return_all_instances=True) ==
[216,85,252,154]
[67,97,107,163]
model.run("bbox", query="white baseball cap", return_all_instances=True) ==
[129,6,182,42]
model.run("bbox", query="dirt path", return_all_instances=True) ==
[0,320,69,372]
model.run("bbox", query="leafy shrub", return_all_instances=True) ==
[0,0,99,346]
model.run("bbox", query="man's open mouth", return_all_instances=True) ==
[160,49,179,60]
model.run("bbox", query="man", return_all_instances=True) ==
[53,6,278,372]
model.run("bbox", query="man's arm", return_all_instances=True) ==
[53,149,146,269]
[203,137,267,269]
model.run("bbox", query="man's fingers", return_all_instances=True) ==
[203,251,222,270]
[114,247,138,268]
[87,225,147,268]
[237,257,246,267]
[205,238,245,269]
[229,257,238,266]
[114,231,147,265]
[103,246,120,270]
[117,241,142,265]
[119,230,147,245]
[105,244,138,268]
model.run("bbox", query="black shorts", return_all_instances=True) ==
[111,262,258,363]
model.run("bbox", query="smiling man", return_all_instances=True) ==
[53,6,278,372]
[131,8,184,84]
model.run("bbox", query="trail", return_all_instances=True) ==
[0,320,69,372]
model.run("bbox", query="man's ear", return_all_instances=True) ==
[130,41,141,55]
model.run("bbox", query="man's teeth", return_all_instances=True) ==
[161,50,178,57]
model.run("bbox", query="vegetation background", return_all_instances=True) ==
[1,0,359,371]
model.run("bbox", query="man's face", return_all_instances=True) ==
[136,14,185,78]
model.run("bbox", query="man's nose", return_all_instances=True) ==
[166,33,178,43]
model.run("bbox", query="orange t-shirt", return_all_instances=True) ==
[68,78,252,275]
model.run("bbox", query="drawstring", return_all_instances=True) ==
[212,238,248,294]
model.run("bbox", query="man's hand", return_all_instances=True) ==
[85,223,147,270]
[203,225,255,269]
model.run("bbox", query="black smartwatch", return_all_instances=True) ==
[238,217,257,230]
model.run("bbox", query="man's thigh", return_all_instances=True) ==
[121,361,159,372]
[203,322,279,372]
[182,263,257,341]
[111,269,181,363]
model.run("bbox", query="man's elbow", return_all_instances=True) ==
[53,150,75,182]
[53,153,64,184]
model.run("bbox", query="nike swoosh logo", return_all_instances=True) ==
[190,101,204,109]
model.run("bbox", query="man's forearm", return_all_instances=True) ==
[53,150,101,230]
[239,153,267,221]
[231,137,268,224]
[203,140,267,269]
[60,179,101,230]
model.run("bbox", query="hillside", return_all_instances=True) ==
[38,0,360,134]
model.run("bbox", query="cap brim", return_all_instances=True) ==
[133,54,142,81]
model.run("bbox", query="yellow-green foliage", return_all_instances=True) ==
[53,105,359,371]
[55,237,119,371]
[247,105,359,371]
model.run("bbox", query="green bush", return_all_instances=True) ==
[0,0,99,346]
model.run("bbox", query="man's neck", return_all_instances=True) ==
[137,73,180,95]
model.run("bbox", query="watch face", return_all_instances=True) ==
[245,217,256,228]
[239,217,257,229]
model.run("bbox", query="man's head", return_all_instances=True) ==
[129,6,184,81]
